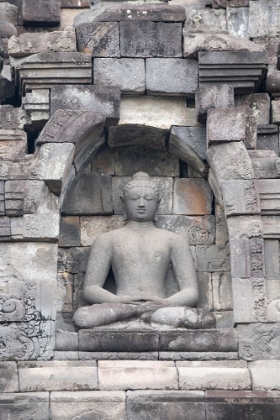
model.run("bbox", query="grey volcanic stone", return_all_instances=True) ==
[226,6,249,39]
[22,0,61,25]
[0,20,17,38]
[120,21,182,58]
[108,125,168,151]
[146,58,198,96]
[61,0,90,6]
[62,173,113,216]
[0,393,49,420]
[0,362,18,392]
[196,85,234,122]
[76,22,120,57]
[94,58,145,94]
[173,178,213,215]
[59,216,81,247]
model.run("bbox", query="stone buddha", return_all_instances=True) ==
[74,172,215,330]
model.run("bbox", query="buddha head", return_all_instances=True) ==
[121,172,161,222]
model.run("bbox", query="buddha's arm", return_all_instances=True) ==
[83,234,123,304]
[163,236,198,307]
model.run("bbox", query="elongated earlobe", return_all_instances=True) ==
[120,196,128,221]
[154,199,161,222]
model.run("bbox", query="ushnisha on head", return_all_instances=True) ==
[121,172,161,222]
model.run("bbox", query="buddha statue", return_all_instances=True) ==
[73,172,215,329]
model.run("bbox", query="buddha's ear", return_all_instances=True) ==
[154,198,161,222]
[120,195,128,221]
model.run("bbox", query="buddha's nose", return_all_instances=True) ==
[139,197,145,207]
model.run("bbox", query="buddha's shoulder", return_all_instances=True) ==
[155,227,189,245]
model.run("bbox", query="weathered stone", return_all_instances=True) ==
[51,85,120,124]
[255,179,280,215]
[0,129,26,160]
[0,76,15,103]
[266,71,280,98]
[146,58,197,96]
[61,0,90,7]
[214,311,234,329]
[50,391,126,420]
[0,362,18,392]
[232,277,266,323]
[94,58,145,94]
[262,215,280,238]
[196,84,234,123]
[221,179,260,216]
[264,240,280,279]
[0,182,4,216]
[213,0,249,7]
[215,204,228,246]
[272,100,280,125]
[98,360,178,390]
[173,178,213,215]
[120,21,182,58]
[0,105,27,130]
[207,107,257,145]
[184,30,264,59]
[117,96,199,131]
[238,323,280,361]
[252,157,280,179]
[108,125,168,151]
[59,216,81,247]
[249,361,280,390]
[114,146,179,177]
[0,20,17,38]
[266,279,280,301]
[235,93,270,126]
[178,366,251,390]
[78,330,159,352]
[80,216,125,246]
[159,352,239,361]
[156,215,215,246]
[92,5,186,22]
[57,272,74,313]
[8,28,76,58]
[78,352,158,360]
[196,245,230,272]
[0,3,18,26]
[62,173,113,216]
[256,124,279,156]
[91,145,114,175]
[112,176,173,215]
[212,272,233,311]
[0,392,49,420]
[76,22,120,57]
[249,0,280,38]
[169,126,207,176]
[127,390,205,420]
[11,52,92,95]
[22,0,61,25]
[226,7,249,38]
[159,329,238,352]
[18,363,97,391]
[207,142,254,180]
[55,332,78,351]
[10,213,59,241]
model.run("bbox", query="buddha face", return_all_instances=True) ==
[122,186,160,223]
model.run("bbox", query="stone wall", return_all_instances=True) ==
[2,0,280,418]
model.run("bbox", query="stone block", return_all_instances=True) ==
[78,330,159,352]
[76,22,120,57]
[197,272,212,310]
[10,214,60,241]
[212,272,233,311]
[98,360,178,390]
[196,245,230,272]
[22,0,61,25]
[78,352,158,361]
[232,277,266,323]
[59,216,81,247]
[272,100,280,125]
[156,215,215,246]
[0,217,10,239]
[18,364,97,391]
[91,145,114,175]
[146,58,197,96]
[169,126,207,176]
[112,176,173,215]
[249,361,280,390]
[0,3,18,26]
[114,145,179,177]
[0,362,18,392]
[62,173,113,216]
[196,85,234,123]
[120,21,182,58]
[173,178,212,216]
[178,366,251,390]
[108,125,168,151]
[255,179,280,215]
[262,215,280,238]
[0,20,17,38]
[207,107,257,145]
[207,142,254,180]
[51,85,120,124]
[127,390,205,420]
[264,240,280,279]
[94,58,145,94]
[226,6,249,39]
[50,391,126,420]
[0,129,26,160]
[117,96,199,131]
[0,105,28,130]
[252,157,280,179]
[53,352,79,360]
[159,352,238,361]
[176,361,247,368]
[256,125,279,156]
[159,329,238,352]
[235,93,270,126]
[0,76,15,103]
[57,272,73,313]
[221,179,260,216]
[249,0,280,38]
[80,216,125,246]
[238,323,280,361]
[0,392,49,420]
[0,181,5,215]
[214,311,234,329]
[8,28,76,58]
[61,0,90,7]
[215,204,228,246]
[93,5,186,22]
[266,279,280,301]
